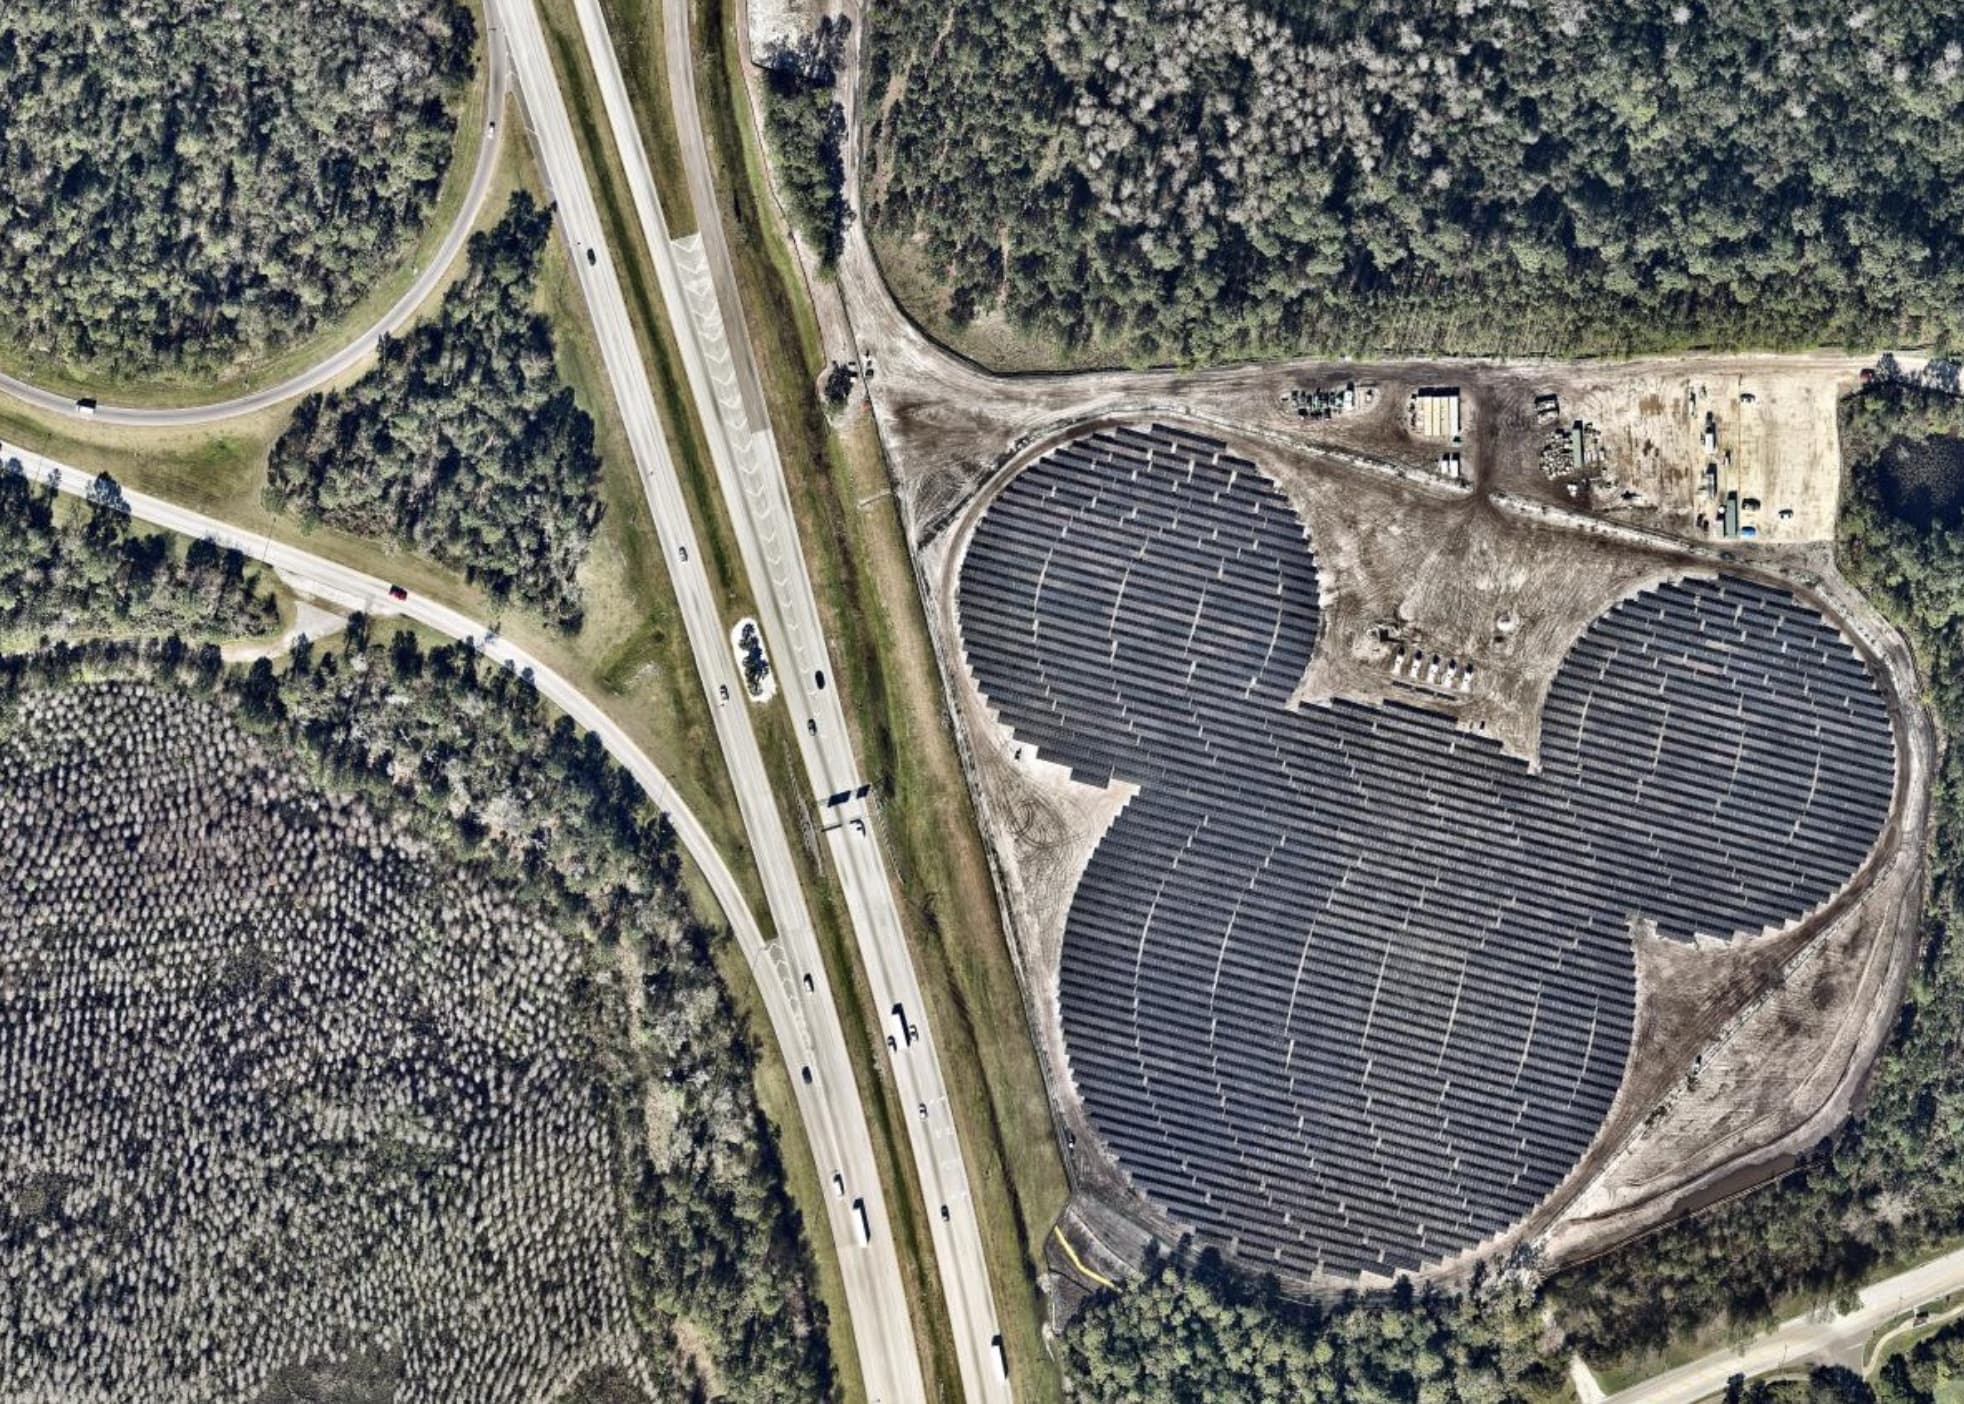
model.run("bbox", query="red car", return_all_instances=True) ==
[387,585,408,601]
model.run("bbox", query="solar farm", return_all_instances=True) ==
[951,424,1900,1280]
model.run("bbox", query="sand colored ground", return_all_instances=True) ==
[917,418,1933,1290]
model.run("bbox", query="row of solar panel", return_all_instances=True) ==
[961,427,1895,1278]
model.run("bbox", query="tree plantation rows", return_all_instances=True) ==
[0,633,829,1402]
[0,0,473,379]
[866,0,1964,362]
[0,462,278,645]
[265,194,603,630]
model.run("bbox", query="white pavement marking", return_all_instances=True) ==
[556,0,1017,1395]
[482,2,930,1398]
[1593,1241,1964,1403]
[10,442,916,1402]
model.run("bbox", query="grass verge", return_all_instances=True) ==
[593,0,700,238]
[0,79,757,926]
[0,0,496,408]
[695,0,1072,1395]
[711,937,870,1404]
[531,5,957,1393]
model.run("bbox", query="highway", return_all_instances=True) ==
[0,27,509,428]
[1582,1240,1964,1402]
[478,2,932,1398]
[6,436,919,1399]
[570,0,1015,1395]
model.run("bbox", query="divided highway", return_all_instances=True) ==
[570,0,1015,1396]
[1,0,1019,1389]
[7,439,919,1401]
[0,27,510,428]
[481,1,933,1398]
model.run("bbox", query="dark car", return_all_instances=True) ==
[387,585,408,601]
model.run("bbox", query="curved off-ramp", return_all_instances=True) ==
[0,22,510,428]
[6,440,918,1404]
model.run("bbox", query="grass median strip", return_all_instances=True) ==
[692,0,1073,1394]
[532,4,966,1393]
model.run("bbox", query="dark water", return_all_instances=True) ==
[1879,433,1964,529]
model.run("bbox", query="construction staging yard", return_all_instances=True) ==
[891,358,1937,1290]
[857,337,1919,554]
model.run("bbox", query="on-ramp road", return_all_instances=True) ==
[574,0,1016,1396]
[7,440,921,1404]
[0,26,509,429]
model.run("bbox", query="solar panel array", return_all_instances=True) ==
[958,424,1897,1278]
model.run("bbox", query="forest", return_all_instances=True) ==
[1552,384,1964,1366]
[0,625,831,1402]
[1706,1317,1964,1402]
[1062,1250,1564,1402]
[0,463,278,643]
[866,0,1964,361]
[0,507,827,1399]
[761,19,851,266]
[0,0,473,379]
[264,193,603,631]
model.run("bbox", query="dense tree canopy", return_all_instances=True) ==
[1875,1315,1964,1403]
[1554,384,1964,1363]
[0,626,832,1400]
[0,463,277,643]
[762,20,851,266]
[867,0,1964,360]
[0,0,474,379]
[266,193,603,630]
[1062,1253,1563,1402]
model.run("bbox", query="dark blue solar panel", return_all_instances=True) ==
[958,426,1897,1278]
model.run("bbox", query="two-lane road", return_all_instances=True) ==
[1585,1240,1964,1403]
[8,438,917,1399]
[570,0,1014,1394]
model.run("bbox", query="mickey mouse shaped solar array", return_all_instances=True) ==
[959,424,1895,1279]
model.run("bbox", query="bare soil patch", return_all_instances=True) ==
[918,418,1926,1288]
